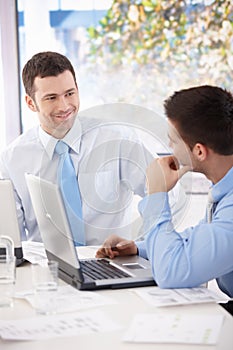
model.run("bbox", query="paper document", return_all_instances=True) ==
[16,285,116,313]
[22,241,47,263]
[22,241,99,262]
[0,310,121,340]
[134,286,230,307]
[76,245,99,259]
[123,313,224,344]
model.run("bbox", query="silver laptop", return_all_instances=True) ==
[0,179,25,266]
[25,173,156,290]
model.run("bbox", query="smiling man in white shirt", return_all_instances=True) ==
[0,51,183,245]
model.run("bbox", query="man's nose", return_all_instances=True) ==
[57,96,69,110]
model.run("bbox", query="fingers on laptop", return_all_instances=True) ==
[96,234,121,258]
[95,235,137,259]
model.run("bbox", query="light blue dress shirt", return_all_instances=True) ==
[137,166,233,297]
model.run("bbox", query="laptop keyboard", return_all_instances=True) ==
[80,259,131,280]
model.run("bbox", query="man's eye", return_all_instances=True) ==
[67,91,75,97]
[46,96,56,101]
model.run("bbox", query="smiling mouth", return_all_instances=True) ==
[55,112,73,120]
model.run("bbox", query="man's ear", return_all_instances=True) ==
[25,95,37,112]
[192,143,208,161]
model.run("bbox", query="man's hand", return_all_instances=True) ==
[95,234,138,259]
[146,156,192,194]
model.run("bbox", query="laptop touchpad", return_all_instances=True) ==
[122,263,145,270]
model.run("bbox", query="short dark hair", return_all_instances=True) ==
[164,85,233,155]
[22,51,77,98]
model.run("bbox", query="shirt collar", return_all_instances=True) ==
[211,166,233,202]
[39,117,82,160]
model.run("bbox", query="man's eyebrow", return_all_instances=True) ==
[167,133,172,140]
[42,93,57,99]
[65,88,76,93]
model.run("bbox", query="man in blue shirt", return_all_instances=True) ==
[96,85,233,303]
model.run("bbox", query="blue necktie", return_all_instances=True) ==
[55,140,85,246]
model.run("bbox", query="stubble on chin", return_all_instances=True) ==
[56,115,76,138]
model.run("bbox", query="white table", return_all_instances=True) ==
[1,261,233,350]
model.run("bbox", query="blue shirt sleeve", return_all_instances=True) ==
[138,192,233,295]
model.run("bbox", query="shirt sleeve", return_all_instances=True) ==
[135,240,148,259]
[138,192,233,289]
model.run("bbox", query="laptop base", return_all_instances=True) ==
[0,246,25,266]
[46,249,156,291]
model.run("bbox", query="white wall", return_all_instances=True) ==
[0,0,21,149]
[0,33,6,152]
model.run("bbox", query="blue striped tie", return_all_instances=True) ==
[55,140,85,246]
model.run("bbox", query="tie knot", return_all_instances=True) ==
[55,141,69,155]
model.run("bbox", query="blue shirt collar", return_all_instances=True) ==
[211,166,233,202]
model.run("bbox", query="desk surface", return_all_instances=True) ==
[1,261,233,350]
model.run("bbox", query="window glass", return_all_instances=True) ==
[17,0,114,131]
[17,0,233,132]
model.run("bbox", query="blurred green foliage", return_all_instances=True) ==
[87,0,233,88]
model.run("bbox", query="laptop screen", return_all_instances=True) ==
[25,174,80,268]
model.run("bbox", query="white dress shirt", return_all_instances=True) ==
[0,115,183,245]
